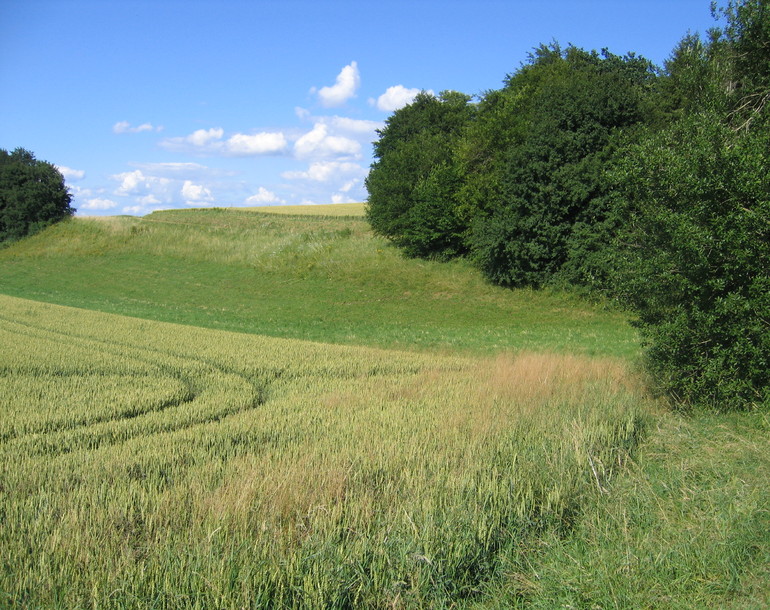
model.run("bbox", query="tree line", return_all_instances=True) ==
[366,0,770,411]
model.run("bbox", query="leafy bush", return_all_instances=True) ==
[611,114,770,409]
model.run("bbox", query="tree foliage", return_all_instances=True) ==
[0,148,75,243]
[609,1,770,409]
[470,45,656,287]
[611,115,770,409]
[365,91,473,259]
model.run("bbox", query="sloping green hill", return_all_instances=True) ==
[0,208,637,357]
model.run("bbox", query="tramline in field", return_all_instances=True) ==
[0,294,645,607]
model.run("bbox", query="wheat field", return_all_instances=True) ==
[0,293,647,607]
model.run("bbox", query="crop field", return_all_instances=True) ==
[2,206,768,608]
[243,202,367,216]
[0,294,647,607]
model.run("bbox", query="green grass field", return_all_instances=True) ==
[1,206,768,608]
[0,208,637,357]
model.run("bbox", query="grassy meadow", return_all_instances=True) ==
[242,202,367,216]
[0,208,637,358]
[1,205,768,607]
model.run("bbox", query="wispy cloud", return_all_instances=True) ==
[113,121,162,134]
[81,197,119,210]
[282,160,366,182]
[129,162,234,179]
[56,165,86,181]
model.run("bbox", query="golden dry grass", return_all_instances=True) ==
[241,202,366,216]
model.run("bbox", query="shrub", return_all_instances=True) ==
[610,114,770,409]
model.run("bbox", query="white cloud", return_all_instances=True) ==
[225,132,287,155]
[112,169,173,200]
[327,116,383,134]
[81,197,119,210]
[187,127,224,146]
[332,193,358,204]
[129,162,230,178]
[372,85,433,112]
[181,180,214,205]
[315,61,360,107]
[245,187,285,205]
[159,128,224,153]
[113,121,160,134]
[138,194,161,205]
[282,161,365,182]
[122,205,148,215]
[294,123,361,160]
[56,165,85,181]
[160,128,287,157]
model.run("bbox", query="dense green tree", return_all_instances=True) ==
[0,148,75,243]
[365,91,474,258]
[469,45,656,287]
[606,1,770,409]
[610,114,770,409]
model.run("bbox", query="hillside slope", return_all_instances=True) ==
[0,208,637,357]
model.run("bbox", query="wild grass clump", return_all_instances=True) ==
[490,409,770,608]
[0,295,648,608]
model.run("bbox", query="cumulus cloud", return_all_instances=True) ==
[181,180,214,205]
[315,62,360,107]
[245,187,285,205]
[113,121,161,134]
[81,197,119,211]
[188,127,224,146]
[56,165,85,181]
[112,170,173,200]
[159,128,287,156]
[372,85,433,112]
[294,123,361,160]
[282,161,365,182]
[225,132,287,155]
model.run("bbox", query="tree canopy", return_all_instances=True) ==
[0,148,75,243]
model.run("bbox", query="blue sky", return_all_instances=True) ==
[1,0,717,216]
